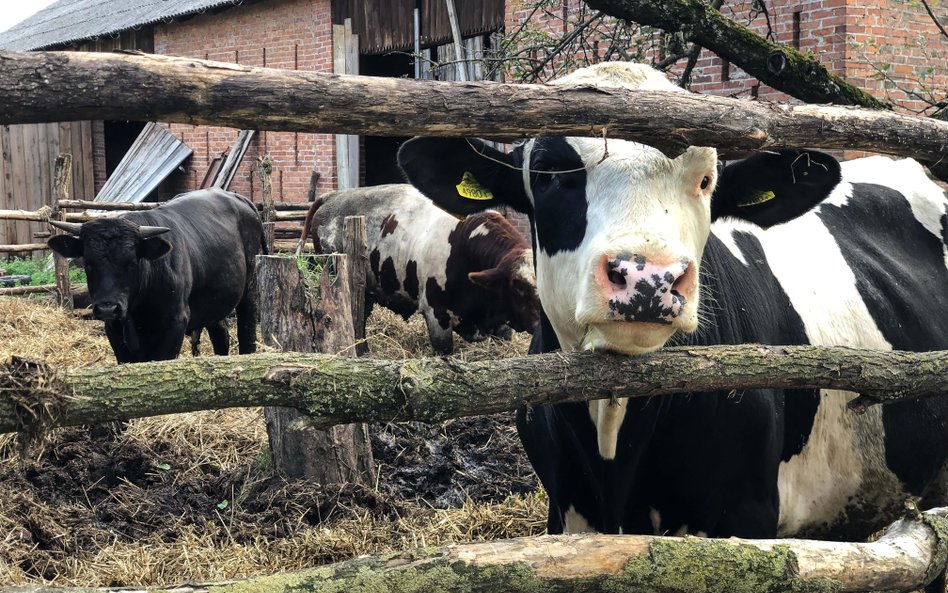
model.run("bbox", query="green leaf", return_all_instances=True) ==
[217,499,229,510]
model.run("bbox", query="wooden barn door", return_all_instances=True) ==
[0,121,94,257]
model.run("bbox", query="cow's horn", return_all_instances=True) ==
[49,220,83,234]
[139,226,171,238]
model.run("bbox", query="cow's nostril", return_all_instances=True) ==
[671,261,693,294]
[607,269,627,287]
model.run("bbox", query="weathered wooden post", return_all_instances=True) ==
[51,154,73,310]
[257,156,275,253]
[343,216,368,355]
[256,253,375,483]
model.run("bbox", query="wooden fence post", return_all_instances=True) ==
[343,216,368,355]
[257,156,275,253]
[51,154,73,310]
[256,253,375,484]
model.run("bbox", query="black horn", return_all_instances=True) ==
[48,220,83,234]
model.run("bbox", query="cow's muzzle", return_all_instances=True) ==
[601,255,692,324]
[93,300,124,321]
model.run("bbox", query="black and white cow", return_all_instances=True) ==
[300,184,539,354]
[48,188,266,363]
[398,62,948,540]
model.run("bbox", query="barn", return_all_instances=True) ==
[0,0,505,251]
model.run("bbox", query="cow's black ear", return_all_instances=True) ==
[468,268,504,292]
[139,237,172,260]
[47,235,83,258]
[398,137,532,216]
[711,149,841,226]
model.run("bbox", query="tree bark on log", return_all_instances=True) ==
[2,507,946,593]
[51,154,73,311]
[343,216,369,356]
[256,254,374,485]
[0,51,945,162]
[0,345,943,436]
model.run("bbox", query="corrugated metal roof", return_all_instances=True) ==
[95,122,193,204]
[0,0,245,51]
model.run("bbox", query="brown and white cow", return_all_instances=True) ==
[300,184,539,354]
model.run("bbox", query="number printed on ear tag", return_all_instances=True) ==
[456,171,494,201]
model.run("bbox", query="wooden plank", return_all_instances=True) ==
[52,154,73,310]
[12,125,30,251]
[80,120,94,199]
[0,126,10,248]
[333,22,354,191]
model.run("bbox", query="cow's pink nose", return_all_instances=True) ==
[604,255,690,323]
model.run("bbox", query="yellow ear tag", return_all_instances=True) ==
[456,171,494,201]
[737,190,776,208]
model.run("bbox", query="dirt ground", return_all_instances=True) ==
[0,298,543,586]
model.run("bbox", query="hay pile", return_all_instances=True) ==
[0,298,543,587]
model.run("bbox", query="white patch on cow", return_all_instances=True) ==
[587,397,628,460]
[649,507,662,534]
[469,222,490,238]
[563,505,595,533]
[740,207,903,536]
[711,224,752,267]
[516,249,535,284]
[551,61,684,92]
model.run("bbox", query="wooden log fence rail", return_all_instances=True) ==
[3,506,946,593]
[0,344,943,436]
[0,51,947,164]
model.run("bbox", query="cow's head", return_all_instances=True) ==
[468,247,540,334]
[399,63,841,354]
[48,218,172,321]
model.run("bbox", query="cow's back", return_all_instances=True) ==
[311,184,458,315]
[122,188,264,328]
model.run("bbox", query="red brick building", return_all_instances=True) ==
[0,0,943,215]
[505,0,947,115]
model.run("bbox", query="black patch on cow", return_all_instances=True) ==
[529,138,588,256]
[425,277,452,330]
[404,260,420,300]
[380,214,399,237]
[379,256,401,295]
[818,182,948,495]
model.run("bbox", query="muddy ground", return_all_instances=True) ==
[0,299,542,586]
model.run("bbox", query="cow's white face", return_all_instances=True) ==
[398,63,842,356]
[521,137,717,353]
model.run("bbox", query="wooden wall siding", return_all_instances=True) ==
[333,0,503,54]
[0,122,94,253]
[52,28,156,53]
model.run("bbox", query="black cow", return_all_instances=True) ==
[300,184,539,354]
[399,62,948,540]
[48,188,266,363]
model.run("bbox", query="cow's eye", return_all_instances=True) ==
[700,176,711,190]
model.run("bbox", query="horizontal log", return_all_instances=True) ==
[0,210,49,222]
[0,243,48,253]
[273,239,314,252]
[0,345,943,436]
[57,199,313,211]
[0,51,945,161]
[3,507,946,593]
[0,283,55,296]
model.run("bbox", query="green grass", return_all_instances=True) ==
[1,256,86,285]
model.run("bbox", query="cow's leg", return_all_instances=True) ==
[189,329,202,356]
[148,313,188,361]
[205,320,230,356]
[235,294,258,355]
[423,311,454,355]
[104,320,134,363]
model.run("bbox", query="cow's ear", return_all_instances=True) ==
[47,235,83,258]
[139,237,172,260]
[468,268,505,292]
[398,137,532,216]
[711,149,841,226]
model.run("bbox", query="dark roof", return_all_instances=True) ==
[0,0,243,50]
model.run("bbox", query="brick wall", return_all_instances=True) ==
[154,0,336,204]
[504,0,947,115]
